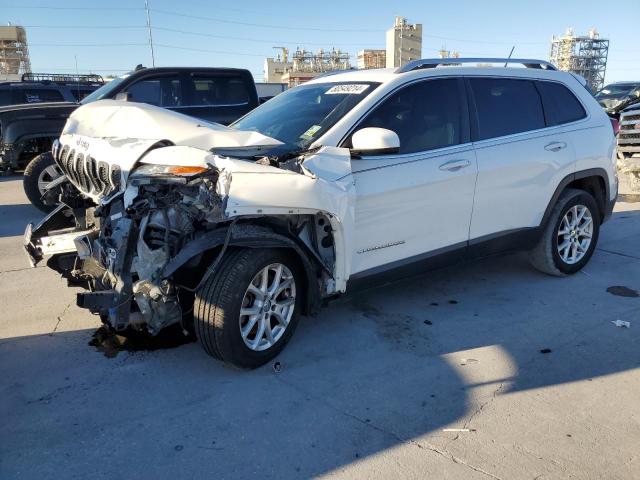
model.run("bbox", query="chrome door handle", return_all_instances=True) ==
[544,141,567,152]
[439,159,471,172]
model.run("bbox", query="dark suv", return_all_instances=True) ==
[0,73,104,106]
[0,66,259,211]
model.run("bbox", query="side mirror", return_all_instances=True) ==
[350,127,400,157]
[115,91,131,101]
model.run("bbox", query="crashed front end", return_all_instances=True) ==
[25,141,225,334]
[24,100,353,336]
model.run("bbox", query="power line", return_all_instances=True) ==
[155,44,268,57]
[152,9,382,33]
[152,26,382,47]
[1,5,144,9]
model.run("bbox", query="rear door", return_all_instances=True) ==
[467,77,577,248]
[180,72,257,124]
[346,77,477,276]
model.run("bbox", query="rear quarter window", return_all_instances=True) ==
[17,89,65,103]
[0,89,11,106]
[469,78,545,140]
[536,81,587,126]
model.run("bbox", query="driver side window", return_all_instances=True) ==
[355,78,463,154]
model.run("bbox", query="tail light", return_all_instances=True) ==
[610,117,620,136]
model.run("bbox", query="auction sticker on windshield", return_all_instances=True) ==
[325,84,370,95]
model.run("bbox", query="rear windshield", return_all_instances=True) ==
[232,81,380,147]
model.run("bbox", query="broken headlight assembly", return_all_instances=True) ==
[128,164,210,185]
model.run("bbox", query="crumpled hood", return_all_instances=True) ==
[55,100,283,201]
[62,99,282,152]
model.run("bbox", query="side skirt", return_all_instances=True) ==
[345,227,541,295]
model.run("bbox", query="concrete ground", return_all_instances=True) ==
[1,175,639,480]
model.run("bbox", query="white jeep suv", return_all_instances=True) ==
[25,58,617,368]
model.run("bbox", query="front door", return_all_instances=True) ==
[346,78,478,276]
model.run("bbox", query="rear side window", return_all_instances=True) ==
[0,89,11,106]
[536,81,586,126]
[355,78,463,154]
[69,88,94,102]
[126,76,182,107]
[189,75,250,106]
[469,78,545,140]
[16,89,65,104]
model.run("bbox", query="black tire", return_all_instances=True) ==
[23,152,60,213]
[194,248,303,369]
[529,188,600,276]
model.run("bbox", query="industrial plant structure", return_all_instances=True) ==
[264,16,423,85]
[0,25,31,81]
[264,47,351,87]
[550,28,609,92]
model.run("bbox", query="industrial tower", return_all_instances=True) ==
[0,26,31,81]
[550,28,609,92]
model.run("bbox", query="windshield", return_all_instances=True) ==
[80,75,130,104]
[596,84,639,99]
[231,81,380,148]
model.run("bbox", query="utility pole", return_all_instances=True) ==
[144,0,156,67]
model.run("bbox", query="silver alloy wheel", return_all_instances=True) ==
[37,164,63,196]
[557,204,593,265]
[239,263,296,351]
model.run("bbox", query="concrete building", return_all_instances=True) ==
[264,48,289,84]
[0,25,31,81]
[386,16,422,68]
[357,49,386,69]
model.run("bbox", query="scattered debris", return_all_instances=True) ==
[540,348,552,354]
[611,320,631,328]
[606,286,640,298]
[273,361,282,373]
[423,319,433,325]
[89,325,194,358]
[443,428,476,432]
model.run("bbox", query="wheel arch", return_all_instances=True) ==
[167,221,325,316]
[541,168,610,229]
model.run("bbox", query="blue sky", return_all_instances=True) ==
[2,0,638,83]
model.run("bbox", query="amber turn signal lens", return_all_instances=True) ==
[167,166,208,176]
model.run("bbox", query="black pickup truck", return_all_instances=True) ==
[0,66,259,211]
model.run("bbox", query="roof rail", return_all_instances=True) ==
[397,58,557,73]
[21,72,105,85]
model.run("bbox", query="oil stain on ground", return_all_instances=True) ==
[606,286,640,298]
[89,325,195,358]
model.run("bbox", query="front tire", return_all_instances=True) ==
[529,188,600,276]
[194,248,302,369]
[23,152,62,213]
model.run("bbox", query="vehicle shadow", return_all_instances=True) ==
[0,203,43,238]
[1,208,639,479]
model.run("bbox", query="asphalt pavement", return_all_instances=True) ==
[1,175,639,479]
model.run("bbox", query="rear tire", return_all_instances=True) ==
[194,248,302,369]
[23,152,61,213]
[529,188,600,276]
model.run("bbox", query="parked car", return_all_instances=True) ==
[0,73,104,106]
[595,81,640,118]
[24,58,617,369]
[616,103,640,191]
[0,66,259,212]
